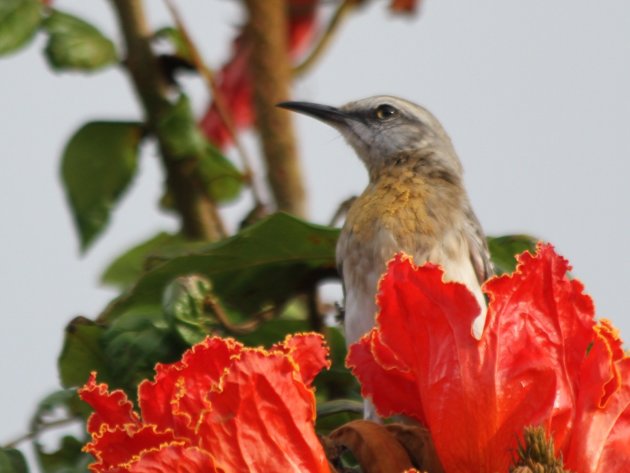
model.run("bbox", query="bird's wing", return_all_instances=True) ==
[464,204,494,284]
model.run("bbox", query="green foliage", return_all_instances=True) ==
[158,94,207,158]
[153,26,192,62]
[488,234,538,275]
[238,318,310,347]
[163,275,213,346]
[58,317,109,388]
[101,213,339,322]
[0,0,41,57]
[31,390,91,473]
[102,307,183,392]
[198,143,244,202]
[36,436,89,473]
[101,232,198,290]
[61,121,143,251]
[158,94,243,202]
[0,448,28,473]
[43,10,117,71]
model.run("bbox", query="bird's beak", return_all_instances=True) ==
[276,101,351,126]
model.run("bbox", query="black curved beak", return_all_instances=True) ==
[276,101,350,125]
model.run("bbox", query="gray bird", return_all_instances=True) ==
[279,95,492,357]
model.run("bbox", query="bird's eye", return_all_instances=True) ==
[374,104,398,120]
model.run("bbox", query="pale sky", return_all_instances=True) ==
[1,0,629,461]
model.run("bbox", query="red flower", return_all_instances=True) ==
[347,244,630,472]
[79,334,331,473]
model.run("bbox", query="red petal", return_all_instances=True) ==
[564,321,630,472]
[348,245,597,472]
[271,332,331,385]
[128,445,221,473]
[85,425,178,472]
[198,349,330,473]
[79,372,139,435]
[347,331,424,422]
[138,337,241,439]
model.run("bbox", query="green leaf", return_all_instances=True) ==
[0,0,41,57]
[58,317,109,388]
[198,142,243,203]
[158,94,207,158]
[488,234,538,275]
[102,307,181,391]
[0,448,28,473]
[153,26,192,61]
[36,436,90,473]
[61,121,143,251]
[315,326,359,401]
[163,275,212,345]
[101,232,191,290]
[158,94,243,202]
[43,10,117,71]
[101,213,339,322]
[237,318,310,348]
[31,391,91,473]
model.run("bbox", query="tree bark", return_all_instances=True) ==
[110,0,225,240]
[244,0,307,217]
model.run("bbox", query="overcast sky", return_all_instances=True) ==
[1,0,629,458]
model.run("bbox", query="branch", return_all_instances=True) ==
[243,0,307,217]
[109,0,226,240]
[163,0,265,209]
[2,417,78,449]
[293,0,359,77]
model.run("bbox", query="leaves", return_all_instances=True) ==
[153,26,192,62]
[102,308,182,392]
[61,121,143,251]
[101,213,339,322]
[58,317,109,388]
[0,0,42,56]
[197,143,243,202]
[488,234,538,275]
[31,391,92,473]
[163,275,213,345]
[101,232,200,290]
[158,94,243,202]
[43,10,117,71]
[0,448,28,473]
[36,436,90,473]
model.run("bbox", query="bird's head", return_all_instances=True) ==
[278,95,463,177]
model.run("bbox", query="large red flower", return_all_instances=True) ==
[79,333,331,473]
[347,244,630,472]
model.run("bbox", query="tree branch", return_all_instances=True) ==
[110,0,225,240]
[163,0,266,210]
[293,0,359,77]
[243,0,307,217]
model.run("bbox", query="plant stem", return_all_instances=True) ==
[2,418,77,449]
[243,0,307,217]
[163,0,265,210]
[293,0,359,77]
[110,0,225,240]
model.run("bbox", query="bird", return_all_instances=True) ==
[278,95,492,354]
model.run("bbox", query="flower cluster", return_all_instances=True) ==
[79,334,331,473]
[347,244,630,472]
